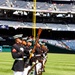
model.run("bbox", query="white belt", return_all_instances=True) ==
[15,58,23,60]
[23,56,27,58]
[35,54,41,56]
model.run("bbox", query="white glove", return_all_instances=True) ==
[29,49,32,53]
[43,53,45,57]
[32,53,34,57]
[20,47,24,52]
[30,53,34,57]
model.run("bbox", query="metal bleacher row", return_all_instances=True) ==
[0,20,75,30]
[46,39,75,51]
[0,0,75,12]
[62,40,75,50]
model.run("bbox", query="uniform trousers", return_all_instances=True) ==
[23,66,31,75]
[13,71,23,75]
[36,62,42,74]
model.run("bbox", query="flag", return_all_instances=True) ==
[0,25,9,29]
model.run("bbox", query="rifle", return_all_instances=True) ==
[29,28,42,59]
[26,28,42,64]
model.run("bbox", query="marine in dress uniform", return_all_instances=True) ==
[33,43,43,75]
[41,44,49,72]
[41,44,48,65]
[22,41,33,75]
[11,38,24,75]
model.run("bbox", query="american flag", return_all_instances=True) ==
[0,25,9,29]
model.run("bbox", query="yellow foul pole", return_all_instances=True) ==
[32,0,36,40]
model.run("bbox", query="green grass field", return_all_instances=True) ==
[0,52,75,75]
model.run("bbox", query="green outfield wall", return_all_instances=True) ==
[0,45,12,52]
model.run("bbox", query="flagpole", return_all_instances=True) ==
[32,0,36,41]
